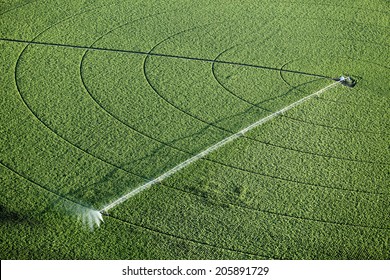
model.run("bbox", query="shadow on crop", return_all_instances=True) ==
[0,205,37,225]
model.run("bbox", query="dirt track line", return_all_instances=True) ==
[166,184,390,231]
[101,81,340,212]
[105,213,274,259]
[0,37,332,79]
[0,160,92,211]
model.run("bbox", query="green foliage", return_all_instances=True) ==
[0,0,389,259]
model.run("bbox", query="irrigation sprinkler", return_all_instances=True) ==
[73,204,103,230]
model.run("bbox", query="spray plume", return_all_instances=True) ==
[71,204,103,230]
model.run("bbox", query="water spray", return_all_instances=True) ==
[74,205,104,230]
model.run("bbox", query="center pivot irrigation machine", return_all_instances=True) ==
[336,75,357,87]
[79,74,356,229]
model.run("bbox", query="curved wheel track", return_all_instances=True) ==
[1,0,389,259]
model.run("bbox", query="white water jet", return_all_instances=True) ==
[76,206,103,230]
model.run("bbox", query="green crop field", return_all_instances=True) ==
[0,0,389,259]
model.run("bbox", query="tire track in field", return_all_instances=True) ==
[0,142,386,259]
[12,42,390,235]
[161,182,390,231]
[0,160,272,258]
[83,48,390,197]
[10,9,388,197]
[104,185,389,261]
[8,2,210,204]
[0,162,273,258]
[9,3,389,231]
[104,212,275,259]
[10,0,176,181]
[194,157,388,195]
[12,3,163,195]
[279,60,348,105]
[0,160,93,211]
[278,56,389,122]
[4,0,389,259]
[211,44,389,165]
[1,37,335,78]
[276,52,390,135]
[142,28,388,166]
[9,1,135,197]
[3,135,389,234]
[79,12,203,169]
[212,42,320,106]
[11,8,192,196]
[213,39,388,135]
[306,58,389,107]
[7,1,180,213]
[13,17,386,235]
[279,51,390,108]
[100,81,390,230]
[77,18,389,191]
[78,19,388,196]
[13,34,389,236]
